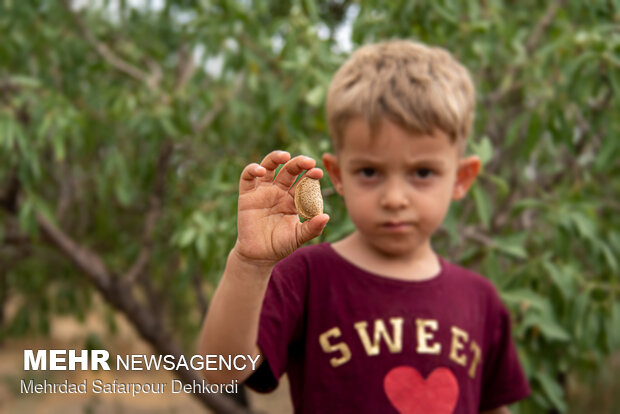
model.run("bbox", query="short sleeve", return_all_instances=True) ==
[244,250,309,393]
[479,299,531,410]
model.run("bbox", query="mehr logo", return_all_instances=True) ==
[24,350,110,371]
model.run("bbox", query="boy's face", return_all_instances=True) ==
[323,117,480,259]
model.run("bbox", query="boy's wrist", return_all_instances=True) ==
[227,245,277,278]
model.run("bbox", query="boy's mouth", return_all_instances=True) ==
[382,221,412,231]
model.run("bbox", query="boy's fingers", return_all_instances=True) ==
[239,163,266,194]
[297,214,330,245]
[274,156,316,191]
[258,150,290,183]
[288,168,324,198]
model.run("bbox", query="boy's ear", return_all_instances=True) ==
[322,153,344,196]
[452,155,481,200]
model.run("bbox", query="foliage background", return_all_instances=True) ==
[1,0,619,412]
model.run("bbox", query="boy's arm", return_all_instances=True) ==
[197,248,271,383]
[198,150,329,383]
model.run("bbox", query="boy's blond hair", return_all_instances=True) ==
[326,39,475,150]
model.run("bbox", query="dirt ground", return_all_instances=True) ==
[0,310,292,414]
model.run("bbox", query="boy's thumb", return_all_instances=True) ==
[298,214,330,245]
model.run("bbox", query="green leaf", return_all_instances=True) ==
[501,289,548,313]
[196,233,208,259]
[0,116,13,149]
[303,0,319,21]
[159,116,178,136]
[18,197,38,237]
[9,75,41,88]
[305,85,325,107]
[523,313,570,342]
[430,2,459,23]
[611,303,620,349]
[569,211,597,242]
[441,207,460,243]
[178,228,197,248]
[535,372,567,413]
[493,234,527,259]
[542,260,576,300]
[597,240,618,273]
[512,198,544,210]
[485,174,509,197]
[115,181,132,207]
[470,135,493,166]
[52,134,66,162]
[471,184,491,229]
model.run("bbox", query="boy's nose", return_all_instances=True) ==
[380,180,409,210]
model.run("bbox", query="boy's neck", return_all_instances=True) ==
[331,232,441,282]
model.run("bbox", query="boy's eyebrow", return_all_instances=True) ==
[347,156,448,167]
[347,156,382,164]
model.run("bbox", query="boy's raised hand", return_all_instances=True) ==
[233,150,330,266]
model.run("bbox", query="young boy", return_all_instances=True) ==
[199,40,530,413]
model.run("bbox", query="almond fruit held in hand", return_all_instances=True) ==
[294,177,323,220]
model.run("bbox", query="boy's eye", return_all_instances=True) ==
[415,168,434,179]
[359,168,376,178]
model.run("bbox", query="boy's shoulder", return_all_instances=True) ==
[440,258,508,311]
[441,258,498,289]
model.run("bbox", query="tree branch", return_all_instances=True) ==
[524,0,563,54]
[37,213,113,292]
[462,226,496,247]
[35,212,255,413]
[175,43,197,92]
[192,267,209,319]
[483,0,563,105]
[55,161,74,224]
[125,140,173,284]
[61,0,161,89]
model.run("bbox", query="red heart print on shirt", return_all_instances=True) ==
[383,366,459,414]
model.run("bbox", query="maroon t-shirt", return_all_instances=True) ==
[246,243,530,413]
